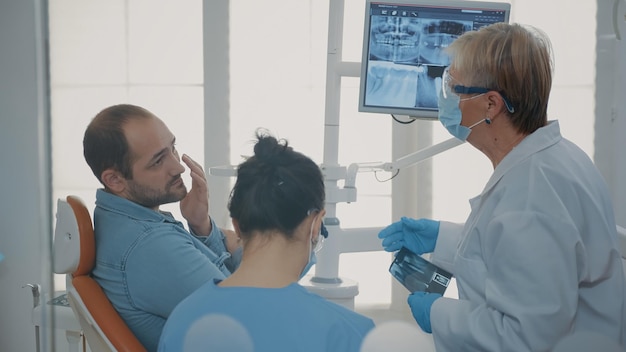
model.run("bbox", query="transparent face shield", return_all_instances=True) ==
[441,66,460,99]
[441,67,515,113]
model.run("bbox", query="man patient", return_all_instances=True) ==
[82,104,241,351]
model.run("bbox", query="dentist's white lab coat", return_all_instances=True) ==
[430,121,626,352]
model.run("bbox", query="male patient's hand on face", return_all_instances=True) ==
[180,154,212,236]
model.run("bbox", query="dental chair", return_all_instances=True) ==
[54,195,146,352]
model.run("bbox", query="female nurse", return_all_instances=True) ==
[159,131,375,352]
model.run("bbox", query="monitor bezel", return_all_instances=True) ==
[358,0,511,120]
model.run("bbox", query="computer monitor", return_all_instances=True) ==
[358,0,510,120]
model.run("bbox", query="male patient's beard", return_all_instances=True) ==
[126,176,188,209]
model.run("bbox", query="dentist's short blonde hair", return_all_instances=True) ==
[446,22,553,134]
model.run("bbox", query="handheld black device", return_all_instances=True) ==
[389,247,453,294]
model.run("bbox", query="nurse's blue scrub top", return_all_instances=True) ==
[158,279,375,352]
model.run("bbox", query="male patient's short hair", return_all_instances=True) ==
[83,104,154,185]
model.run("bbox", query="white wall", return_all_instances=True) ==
[0,1,52,351]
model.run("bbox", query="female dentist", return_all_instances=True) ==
[378,22,626,351]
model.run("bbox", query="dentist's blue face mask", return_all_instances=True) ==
[438,67,514,140]
[438,69,488,141]
[438,88,472,141]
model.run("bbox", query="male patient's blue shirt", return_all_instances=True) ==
[158,279,376,352]
[91,189,240,352]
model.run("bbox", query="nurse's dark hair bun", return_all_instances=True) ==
[228,128,325,238]
[252,130,292,168]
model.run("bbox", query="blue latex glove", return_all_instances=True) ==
[408,291,442,333]
[378,217,440,254]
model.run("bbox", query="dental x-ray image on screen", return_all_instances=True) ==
[358,0,510,120]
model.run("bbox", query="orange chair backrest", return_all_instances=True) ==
[66,195,96,276]
[65,195,147,352]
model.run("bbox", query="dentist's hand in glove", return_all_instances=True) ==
[408,292,442,333]
[378,217,440,254]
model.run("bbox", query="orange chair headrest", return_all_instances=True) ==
[66,195,96,277]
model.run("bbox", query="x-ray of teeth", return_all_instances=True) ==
[365,17,472,111]
[416,67,443,108]
[365,62,423,108]
[369,16,422,64]
[419,20,472,65]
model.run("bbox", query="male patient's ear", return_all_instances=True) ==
[101,169,125,193]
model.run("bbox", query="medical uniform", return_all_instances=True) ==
[158,279,375,351]
[92,189,241,352]
[430,121,626,351]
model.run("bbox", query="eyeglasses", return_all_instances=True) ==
[441,67,515,113]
